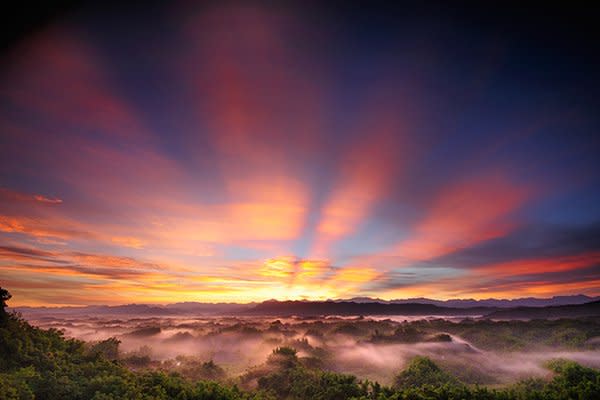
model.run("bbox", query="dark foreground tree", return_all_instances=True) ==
[0,287,10,308]
[0,287,11,322]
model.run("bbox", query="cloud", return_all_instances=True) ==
[0,245,165,277]
[257,256,382,298]
[312,121,403,257]
[0,188,62,206]
[374,255,600,300]
[0,245,65,264]
[111,236,145,249]
[392,172,532,262]
[33,195,63,204]
[0,215,95,240]
[363,222,600,298]
[260,256,332,283]
[2,29,149,141]
[473,252,600,277]
[430,222,600,269]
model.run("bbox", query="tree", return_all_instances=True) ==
[394,356,459,389]
[267,347,300,369]
[0,287,11,309]
[0,287,11,322]
[89,337,121,360]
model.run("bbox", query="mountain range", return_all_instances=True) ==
[11,295,600,319]
[336,294,600,308]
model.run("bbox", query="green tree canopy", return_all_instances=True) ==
[394,356,459,389]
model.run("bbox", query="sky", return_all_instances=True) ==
[0,1,599,306]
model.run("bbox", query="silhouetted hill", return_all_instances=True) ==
[12,296,600,318]
[164,301,255,314]
[243,299,600,318]
[485,300,600,319]
[339,295,600,308]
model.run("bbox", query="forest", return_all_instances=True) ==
[2,288,600,400]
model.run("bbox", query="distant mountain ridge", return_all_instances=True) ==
[337,294,600,308]
[11,295,599,318]
[241,299,600,319]
[484,300,600,319]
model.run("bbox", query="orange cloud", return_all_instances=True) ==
[258,256,379,299]
[0,246,167,279]
[378,250,600,300]
[393,173,531,261]
[225,178,308,241]
[179,4,325,249]
[316,140,391,237]
[474,252,600,277]
[511,280,600,297]
[0,215,94,240]
[312,116,403,257]
[111,236,145,249]
[261,257,297,279]
[259,256,331,283]
[380,275,600,301]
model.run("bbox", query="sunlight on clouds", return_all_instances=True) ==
[393,173,531,261]
[312,117,401,258]
[261,257,297,278]
[111,236,145,249]
[256,257,377,300]
[259,257,331,282]
[0,215,92,240]
[296,259,331,280]
[228,201,304,240]
[474,252,600,277]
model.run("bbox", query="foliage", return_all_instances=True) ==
[416,317,600,351]
[257,347,363,400]
[0,288,11,310]
[394,356,459,389]
[0,287,268,400]
[163,357,227,382]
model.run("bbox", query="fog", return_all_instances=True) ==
[22,313,600,385]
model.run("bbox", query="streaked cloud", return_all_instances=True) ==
[313,119,402,257]
[111,236,145,249]
[474,252,600,277]
[392,172,532,261]
[1,188,63,205]
[33,195,63,204]
[0,215,95,240]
